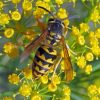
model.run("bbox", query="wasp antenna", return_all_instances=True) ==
[38,6,55,18]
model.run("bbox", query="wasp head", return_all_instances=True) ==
[48,18,65,35]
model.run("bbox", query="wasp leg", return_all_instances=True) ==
[66,44,77,56]
[51,57,62,78]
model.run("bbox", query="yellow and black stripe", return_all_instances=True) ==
[32,45,57,78]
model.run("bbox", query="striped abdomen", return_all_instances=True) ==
[32,45,57,78]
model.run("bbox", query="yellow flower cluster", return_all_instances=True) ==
[72,26,80,36]
[88,30,100,57]
[61,86,71,100]
[57,8,68,19]
[48,74,61,92]
[19,84,32,97]
[88,84,100,100]
[80,23,90,32]
[3,42,19,58]
[22,0,32,11]
[22,67,32,79]
[0,13,10,25]
[55,0,64,5]
[90,8,100,23]
[8,73,20,85]
[4,28,14,38]
[33,1,50,18]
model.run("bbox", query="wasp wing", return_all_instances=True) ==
[61,36,73,82]
[20,30,49,63]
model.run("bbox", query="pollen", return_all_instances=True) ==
[11,10,21,21]
[19,84,32,97]
[4,28,14,38]
[8,73,20,85]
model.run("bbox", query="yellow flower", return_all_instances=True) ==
[4,28,14,38]
[3,96,13,100]
[98,87,100,94]
[40,75,48,84]
[89,37,99,46]
[0,13,10,25]
[85,64,92,74]
[3,42,19,58]
[91,45,100,57]
[72,26,80,36]
[31,94,41,100]
[80,23,89,32]
[51,74,61,85]
[12,0,21,4]
[95,28,100,38]
[3,42,15,54]
[48,82,57,92]
[63,86,71,96]
[8,73,20,85]
[22,67,32,79]
[88,84,97,95]
[11,11,21,21]
[85,52,94,61]
[0,1,3,9]
[90,8,100,23]
[19,84,32,97]
[89,31,95,38]
[77,56,86,69]
[61,95,70,100]
[57,8,68,19]
[55,0,64,5]
[63,19,69,28]
[77,35,85,45]
[22,0,32,11]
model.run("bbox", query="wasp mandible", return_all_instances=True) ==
[20,6,73,82]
